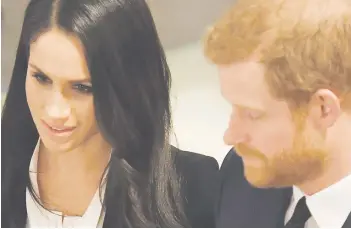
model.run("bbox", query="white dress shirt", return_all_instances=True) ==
[26,140,108,228]
[285,174,351,228]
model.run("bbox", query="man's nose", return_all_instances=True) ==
[223,116,248,145]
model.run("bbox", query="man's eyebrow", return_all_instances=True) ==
[228,96,265,111]
[236,104,265,112]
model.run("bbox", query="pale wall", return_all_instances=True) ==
[167,42,231,164]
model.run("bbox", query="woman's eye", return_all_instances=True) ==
[32,72,51,84]
[73,84,93,94]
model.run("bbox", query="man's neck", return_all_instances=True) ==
[298,150,351,195]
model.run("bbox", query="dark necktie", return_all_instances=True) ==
[285,197,312,228]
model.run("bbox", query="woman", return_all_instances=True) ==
[1,0,219,227]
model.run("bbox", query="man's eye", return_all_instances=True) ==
[242,110,264,120]
[247,112,264,120]
[32,72,51,84]
[73,84,93,94]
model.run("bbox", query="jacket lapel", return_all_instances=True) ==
[217,180,292,227]
[216,150,292,227]
[342,212,351,228]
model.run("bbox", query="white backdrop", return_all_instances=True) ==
[167,41,232,165]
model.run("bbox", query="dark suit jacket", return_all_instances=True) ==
[174,147,220,228]
[102,146,219,228]
[216,148,351,228]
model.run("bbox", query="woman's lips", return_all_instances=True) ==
[41,120,76,135]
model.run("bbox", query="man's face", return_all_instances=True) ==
[218,61,328,188]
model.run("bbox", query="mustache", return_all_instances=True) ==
[235,143,266,160]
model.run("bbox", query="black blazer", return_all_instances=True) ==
[216,148,351,228]
[102,146,219,228]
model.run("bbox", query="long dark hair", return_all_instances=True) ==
[1,0,185,227]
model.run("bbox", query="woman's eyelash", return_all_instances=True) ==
[32,72,51,84]
[72,84,93,94]
[31,71,92,94]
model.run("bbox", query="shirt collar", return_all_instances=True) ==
[292,174,351,228]
[29,139,40,193]
[27,138,109,227]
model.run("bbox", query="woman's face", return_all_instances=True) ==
[26,29,101,152]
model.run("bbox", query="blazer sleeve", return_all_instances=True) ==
[172,146,220,228]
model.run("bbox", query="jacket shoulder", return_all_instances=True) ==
[172,146,219,228]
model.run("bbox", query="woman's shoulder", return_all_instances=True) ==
[171,145,219,228]
[171,145,219,172]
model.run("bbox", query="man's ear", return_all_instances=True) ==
[307,89,341,129]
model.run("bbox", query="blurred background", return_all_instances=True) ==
[1,0,235,164]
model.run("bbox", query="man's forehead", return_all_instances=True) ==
[218,61,270,109]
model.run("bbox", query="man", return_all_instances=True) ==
[204,0,351,227]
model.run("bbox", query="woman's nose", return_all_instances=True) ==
[45,92,71,121]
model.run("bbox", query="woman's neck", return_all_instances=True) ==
[36,133,111,215]
[38,133,111,174]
